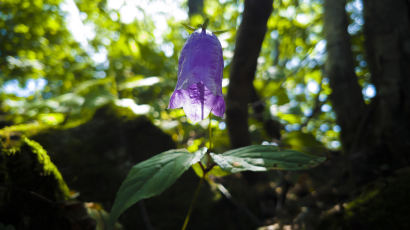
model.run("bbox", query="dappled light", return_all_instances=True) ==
[1,0,410,229]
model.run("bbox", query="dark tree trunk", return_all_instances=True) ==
[323,0,366,153]
[360,0,410,168]
[325,0,410,181]
[188,0,204,17]
[226,0,273,148]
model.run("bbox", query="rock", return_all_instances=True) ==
[32,103,175,204]
[32,103,176,229]
[0,137,96,229]
[0,137,70,201]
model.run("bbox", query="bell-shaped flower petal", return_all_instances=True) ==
[168,29,225,122]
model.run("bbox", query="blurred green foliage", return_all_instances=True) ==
[0,0,367,153]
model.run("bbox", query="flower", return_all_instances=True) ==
[168,28,225,122]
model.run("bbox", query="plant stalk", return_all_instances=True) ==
[208,113,213,151]
[181,176,204,230]
[181,114,213,230]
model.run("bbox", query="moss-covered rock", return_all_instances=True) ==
[0,137,70,202]
[30,103,176,229]
[32,103,175,203]
[318,167,410,230]
[0,137,81,229]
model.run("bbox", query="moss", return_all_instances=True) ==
[0,136,73,228]
[24,137,70,199]
[318,168,410,230]
[345,169,410,230]
[0,123,50,138]
[0,137,70,201]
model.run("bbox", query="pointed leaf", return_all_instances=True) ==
[212,29,230,35]
[210,145,325,173]
[182,23,196,32]
[108,149,205,227]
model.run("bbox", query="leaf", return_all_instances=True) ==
[212,29,230,35]
[182,23,197,32]
[108,149,205,227]
[191,148,232,178]
[210,145,325,173]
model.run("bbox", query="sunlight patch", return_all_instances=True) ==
[115,98,150,115]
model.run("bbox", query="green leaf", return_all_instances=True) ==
[191,148,232,178]
[212,29,230,35]
[210,145,325,173]
[182,23,197,32]
[108,149,205,227]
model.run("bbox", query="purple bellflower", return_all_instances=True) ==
[168,28,225,123]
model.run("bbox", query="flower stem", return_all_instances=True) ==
[181,114,213,230]
[181,176,204,230]
[208,113,213,151]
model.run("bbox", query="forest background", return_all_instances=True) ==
[1,0,410,229]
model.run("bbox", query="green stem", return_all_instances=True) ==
[181,176,204,230]
[181,113,213,230]
[208,113,213,151]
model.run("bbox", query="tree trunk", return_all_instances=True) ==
[324,0,410,182]
[188,0,204,17]
[323,0,366,152]
[226,0,273,148]
[361,0,410,168]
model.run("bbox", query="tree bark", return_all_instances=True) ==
[226,0,273,148]
[361,0,410,166]
[325,0,410,181]
[188,0,204,17]
[323,0,366,152]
